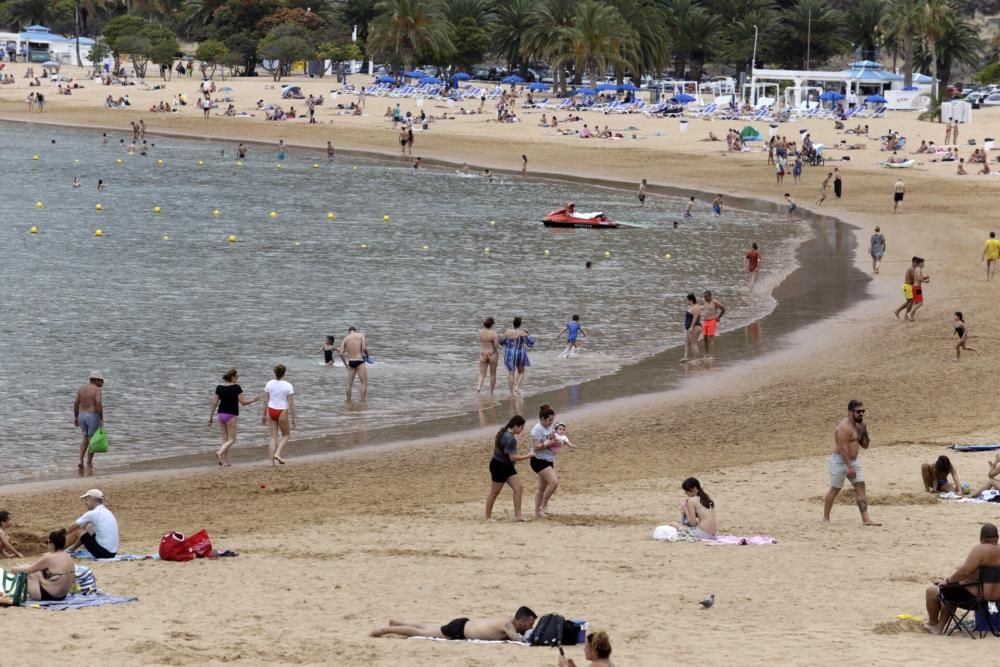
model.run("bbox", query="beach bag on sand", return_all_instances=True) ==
[72,565,97,594]
[183,529,214,559]
[88,427,108,454]
[1,570,28,606]
[529,614,565,646]
[159,531,195,562]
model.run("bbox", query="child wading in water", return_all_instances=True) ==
[319,335,336,366]
[559,314,587,358]
[953,312,977,361]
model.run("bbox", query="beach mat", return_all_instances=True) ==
[70,550,158,562]
[950,444,1000,452]
[30,592,138,611]
[705,534,778,545]
[410,637,528,645]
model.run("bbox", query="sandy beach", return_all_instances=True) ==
[3,67,1000,664]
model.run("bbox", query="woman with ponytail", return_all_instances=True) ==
[486,415,531,521]
[669,477,717,540]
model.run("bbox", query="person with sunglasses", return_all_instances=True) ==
[823,400,879,526]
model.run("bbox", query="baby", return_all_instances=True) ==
[548,423,578,454]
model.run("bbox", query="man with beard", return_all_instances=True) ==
[823,400,879,526]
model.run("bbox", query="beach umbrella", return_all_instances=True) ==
[902,85,918,91]
[866,94,888,104]
[740,125,763,141]
[376,75,395,84]
[419,76,441,85]
[617,82,637,92]
[451,72,471,81]
[671,93,696,104]
[501,74,525,84]
[574,87,597,96]
[403,70,425,78]
[596,82,617,91]
[818,91,844,101]
[527,82,550,92]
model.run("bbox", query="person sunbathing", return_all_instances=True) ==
[8,529,75,601]
[559,631,614,667]
[924,523,1000,634]
[370,606,537,641]
[922,455,962,493]
[971,454,1000,497]
[667,477,717,540]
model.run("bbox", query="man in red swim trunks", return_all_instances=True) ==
[701,291,727,360]
[910,257,930,320]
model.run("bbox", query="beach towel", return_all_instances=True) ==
[30,592,138,611]
[409,637,529,646]
[704,534,778,545]
[941,490,1000,504]
[70,550,159,561]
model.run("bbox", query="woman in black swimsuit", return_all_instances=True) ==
[680,293,701,363]
[953,311,977,361]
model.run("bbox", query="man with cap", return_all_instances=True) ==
[74,371,104,469]
[65,489,119,559]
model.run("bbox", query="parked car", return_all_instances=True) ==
[982,92,1000,107]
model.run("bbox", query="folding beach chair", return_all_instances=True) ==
[940,573,1000,639]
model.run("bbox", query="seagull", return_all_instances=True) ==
[699,594,715,609]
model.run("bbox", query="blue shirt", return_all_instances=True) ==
[566,321,580,342]
[493,431,518,463]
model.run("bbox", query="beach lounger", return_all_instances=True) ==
[689,103,717,119]
[545,98,573,111]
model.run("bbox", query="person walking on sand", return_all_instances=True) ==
[208,368,261,466]
[500,317,535,395]
[893,178,905,213]
[530,404,563,517]
[983,231,1000,280]
[339,327,369,401]
[944,120,953,147]
[680,293,702,363]
[262,364,295,466]
[816,172,831,206]
[953,311,977,362]
[910,257,930,320]
[745,242,761,288]
[701,291,726,360]
[477,317,500,395]
[823,399,879,526]
[485,415,532,521]
[833,167,843,199]
[73,371,104,470]
[638,179,647,206]
[870,226,886,274]
[895,257,918,320]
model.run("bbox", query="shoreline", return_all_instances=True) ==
[1,116,865,487]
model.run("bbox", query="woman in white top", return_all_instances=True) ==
[530,404,561,517]
[262,364,295,465]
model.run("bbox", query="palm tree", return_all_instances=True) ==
[664,0,722,81]
[610,0,669,82]
[521,0,577,91]
[777,0,847,70]
[844,0,884,61]
[914,12,982,103]
[882,0,923,88]
[75,0,110,66]
[710,0,780,81]
[179,0,229,37]
[494,0,533,74]
[368,0,453,71]
[919,0,954,104]
[568,0,636,86]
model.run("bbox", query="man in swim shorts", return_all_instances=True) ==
[894,257,918,320]
[893,178,905,213]
[701,291,727,360]
[339,327,368,401]
[711,194,722,217]
[910,256,929,320]
[73,371,105,469]
[370,606,537,641]
[983,231,1000,281]
[823,399,879,526]
[684,196,694,218]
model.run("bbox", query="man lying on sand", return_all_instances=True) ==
[370,606,537,641]
[923,523,1000,634]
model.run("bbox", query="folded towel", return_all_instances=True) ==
[704,534,778,545]
[30,592,138,610]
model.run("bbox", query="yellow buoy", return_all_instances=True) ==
[361,244,368,249]
[353,166,357,171]
[162,235,170,240]
[664,253,672,259]
[227,235,237,243]
[212,209,221,217]
[95,204,103,211]
[32,155,39,161]
[383,214,391,222]
[29,226,38,234]
[326,212,335,221]
[156,159,164,166]
[153,206,161,214]
[116,159,123,164]
[95,229,103,237]
[294,241,301,246]
[543,249,551,256]
[312,163,320,169]
[236,161,243,167]
[74,159,80,163]
[422,245,429,250]
[489,220,496,226]
[276,164,283,169]
[484,247,491,254]
[604,251,612,258]
[197,160,204,166]
[269,211,278,219]
[35,201,43,209]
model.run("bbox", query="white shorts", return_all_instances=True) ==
[830,453,863,488]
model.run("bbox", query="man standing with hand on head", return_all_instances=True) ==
[824,400,879,526]
[74,371,104,470]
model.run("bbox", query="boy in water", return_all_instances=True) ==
[684,197,695,218]
[711,194,722,217]
[559,315,586,358]
[319,335,336,367]
[784,193,796,220]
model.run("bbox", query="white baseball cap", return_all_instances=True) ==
[90,371,105,381]
[80,489,105,500]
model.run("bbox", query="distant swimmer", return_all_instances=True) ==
[277,139,285,161]
[208,368,261,466]
[139,141,147,156]
[784,193,796,219]
[237,143,247,159]
[485,415,531,521]
[869,226,886,274]
[73,371,105,469]
[481,168,494,182]
[953,311,977,362]
[701,291,727,360]
[262,364,295,466]
[680,293,701,363]
[319,335,336,367]
[983,231,1000,280]
[97,179,107,192]
[101,133,108,145]
[126,141,136,155]
[413,157,421,169]
[370,607,537,640]
[559,314,586,358]
[638,179,647,206]
[338,327,368,401]
[521,154,527,177]
[711,194,722,217]
[72,177,81,188]
[823,399,879,526]
[477,317,500,395]
[326,141,334,161]
[745,242,761,288]
[684,196,695,218]
[893,178,905,214]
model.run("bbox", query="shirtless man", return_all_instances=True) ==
[893,178,905,214]
[73,371,105,469]
[894,257,918,320]
[338,327,368,401]
[745,242,761,288]
[370,606,537,641]
[701,291,727,360]
[923,523,1000,634]
[910,257,930,320]
[477,317,500,395]
[823,399,878,525]
[816,172,831,206]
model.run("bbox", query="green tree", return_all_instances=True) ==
[664,0,722,81]
[569,1,636,86]
[521,0,576,91]
[709,0,779,81]
[317,39,363,81]
[914,12,982,101]
[610,0,669,82]
[73,0,109,66]
[493,0,533,74]
[258,6,327,33]
[116,33,153,78]
[919,0,954,104]
[87,37,112,71]
[449,15,490,73]
[883,0,924,88]
[148,24,179,80]
[844,0,884,61]
[258,21,314,81]
[977,62,1000,85]
[212,0,282,75]
[334,0,380,53]
[179,0,229,38]
[775,0,847,69]
[2,0,58,25]
[367,0,453,72]
[195,37,229,78]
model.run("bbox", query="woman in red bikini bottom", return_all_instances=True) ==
[262,364,296,466]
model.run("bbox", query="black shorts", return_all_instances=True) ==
[81,532,116,560]
[440,617,469,640]
[40,585,66,602]
[894,192,904,202]
[530,457,554,473]
[490,458,517,483]
[940,584,977,606]
[638,194,646,202]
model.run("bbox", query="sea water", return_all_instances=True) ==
[0,123,808,480]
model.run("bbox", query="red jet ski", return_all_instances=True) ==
[543,203,619,229]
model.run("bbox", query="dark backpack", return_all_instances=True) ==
[529,613,565,646]
[561,619,583,645]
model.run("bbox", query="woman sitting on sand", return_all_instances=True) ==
[922,455,962,493]
[669,477,717,540]
[971,455,1000,498]
[9,529,74,601]
[558,631,614,667]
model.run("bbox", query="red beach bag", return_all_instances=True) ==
[184,529,214,559]
[159,531,195,562]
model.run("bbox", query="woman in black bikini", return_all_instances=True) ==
[680,293,701,363]
[921,455,962,494]
[10,529,75,601]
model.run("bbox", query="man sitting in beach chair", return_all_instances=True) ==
[370,606,537,641]
[924,523,1000,635]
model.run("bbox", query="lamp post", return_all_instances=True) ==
[751,24,759,106]
[806,6,812,71]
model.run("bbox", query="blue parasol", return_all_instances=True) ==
[501,74,525,84]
